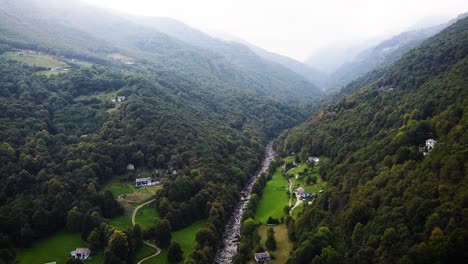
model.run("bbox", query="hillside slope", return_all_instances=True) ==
[0,0,321,263]
[277,16,468,263]
[0,0,322,103]
[326,12,467,91]
[131,16,326,93]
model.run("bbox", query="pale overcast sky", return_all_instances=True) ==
[82,0,468,61]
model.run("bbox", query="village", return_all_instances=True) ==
[249,154,326,264]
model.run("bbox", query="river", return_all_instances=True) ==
[214,142,275,264]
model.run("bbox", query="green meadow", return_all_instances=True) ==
[254,224,292,264]
[1,52,68,68]
[18,231,103,264]
[255,156,326,221]
[254,166,289,223]
[135,204,160,229]
[137,219,207,264]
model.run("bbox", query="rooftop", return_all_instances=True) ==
[136,177,151,183]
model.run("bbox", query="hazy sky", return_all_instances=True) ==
[83,0,468,61]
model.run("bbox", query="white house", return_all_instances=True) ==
[254,252,271,263]
[135,177,151,187]
[308,157,320,163]
[116,96,126,102]
[70,248,91,260]
[127,164,135,171]
[296,187,305,196]
[426,139,436,150]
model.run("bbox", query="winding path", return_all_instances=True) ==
[133,199,161,264]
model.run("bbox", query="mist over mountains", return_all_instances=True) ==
[0,1,467,264]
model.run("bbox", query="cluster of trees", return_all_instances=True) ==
[0,2,325,262]
[0,59,137,262]
[276,17,468,263]
[67,211,143,264]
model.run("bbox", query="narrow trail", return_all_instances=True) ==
[133,199,161,264]
[288,178,293,207]
[290,198,303,215]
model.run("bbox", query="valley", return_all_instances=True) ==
[0,1,466,264]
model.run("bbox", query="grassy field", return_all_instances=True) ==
[104,173,162,230]
[109,213,132,230]
[102,174,162,203]
[69,59,93,67]
[137,243,168,264]
[290,166,325,194]
[287,162,325,219]
[136,219,207,264]
[255,224,292,264]
[173,220,206,256]
[34,70,65,76]
[135,204,160,229]
[1,52,68,68]
[75,92,118,103]
[18,231,103,264]
[254,167,289,223]
[255,155,326,220]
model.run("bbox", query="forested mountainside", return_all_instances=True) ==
[129,16,328,92]
[206,30,328,90]
[0,1,321,263]
[276,17,468,263]
[0,0,322,104]
[326,12,467,92]
[0,41,303,264]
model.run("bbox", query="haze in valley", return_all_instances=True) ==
[83,0,468,63]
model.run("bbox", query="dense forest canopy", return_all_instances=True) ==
[0,1,467,264]
[277,17,468,263]
[0,1,325,263]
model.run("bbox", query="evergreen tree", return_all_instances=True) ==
[167,241,183,263]
[154,219,172,248]
[265,227,276,250]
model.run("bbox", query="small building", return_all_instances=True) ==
[296,187,305,196]
[70,248,91,260]
[295,187,314,200]
[50,67,69,72]
[135,177,151,187]
[126,164,135,171]
[426,139,436,150]
[116,96,126,102]
[299,192,315,200]
[308,156,320,163]
[254,251,271,263]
